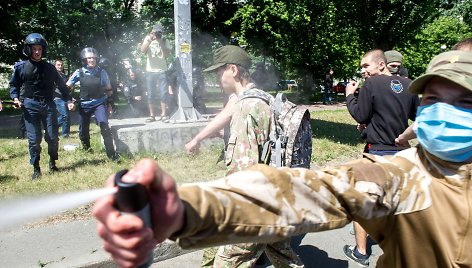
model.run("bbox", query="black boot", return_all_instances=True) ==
[32,166,41,180]
[100,123,117,161]
[49,160,59,172]
[81,139,92,152]
[17,130,26,139]
[109,153,120,162]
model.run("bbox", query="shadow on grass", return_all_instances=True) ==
[61,158,108,172]
[310,118,364,146]
[0,174,19,183]
[0,151,25,161]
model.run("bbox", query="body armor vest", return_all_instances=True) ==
[79,68,105,99]
[23,60,51,99]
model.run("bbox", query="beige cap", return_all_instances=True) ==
[409,50,472,94]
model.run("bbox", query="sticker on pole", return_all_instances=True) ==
[180,42,191,53]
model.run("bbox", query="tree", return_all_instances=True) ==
[401,15,471,78]
[1,0,470,90]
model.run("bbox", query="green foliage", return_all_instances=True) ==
[401,16,471,78]
[225,0,450,89]
[1,0,472,91]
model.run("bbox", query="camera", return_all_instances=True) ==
[155,32,162,39]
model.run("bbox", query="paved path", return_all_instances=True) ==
[0,218,381,268]
[155,226,382,268]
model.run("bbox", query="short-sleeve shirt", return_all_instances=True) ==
[145,39,171,73]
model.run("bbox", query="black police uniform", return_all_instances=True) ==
[9,59,73,168]
[122,76,147,117]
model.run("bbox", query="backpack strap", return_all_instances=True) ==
[273,93,286,117]
[239,88,274,165]
[239,88,272,104]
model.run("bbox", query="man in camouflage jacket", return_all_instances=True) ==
[94,50,472,268]
[199,45,303,268]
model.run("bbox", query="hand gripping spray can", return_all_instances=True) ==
[114,169,154,267]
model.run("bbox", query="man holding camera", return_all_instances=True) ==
[140,24,171,122]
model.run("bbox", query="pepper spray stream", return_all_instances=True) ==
[114,169,154,267]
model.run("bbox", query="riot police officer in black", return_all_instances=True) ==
[9,33,75,180]
[122,68,147,117]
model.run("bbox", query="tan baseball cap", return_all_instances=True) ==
[203,45,252,72]
[409,50,472,94]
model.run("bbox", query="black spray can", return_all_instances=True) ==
[114,169,154,267]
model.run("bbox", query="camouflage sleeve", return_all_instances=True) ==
[225,99,270,175]
[173,152,432,249]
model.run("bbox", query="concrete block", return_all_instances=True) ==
[109,117,222,154]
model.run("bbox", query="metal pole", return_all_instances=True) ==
[170,0,203,122]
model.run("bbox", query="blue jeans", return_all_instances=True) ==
[368,149,400,156]
[146,71,169,103]
[323,88,332,104]
[23,98,59,166]
[54,98,70,137]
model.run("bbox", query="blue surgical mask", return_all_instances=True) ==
[414,102,472,163]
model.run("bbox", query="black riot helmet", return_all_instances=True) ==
[80,47,99,66]
[98,57,110,69]
[23,33,48,58]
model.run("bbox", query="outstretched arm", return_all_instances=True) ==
[185,95,237,154]
[395,124,416,147]
[94,154,413,267]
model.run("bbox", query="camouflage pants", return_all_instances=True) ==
[201,240,304,268]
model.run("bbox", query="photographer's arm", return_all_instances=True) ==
[140,33,154,53]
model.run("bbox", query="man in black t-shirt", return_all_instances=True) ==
[343,49,419,267]
[347,49,419,154]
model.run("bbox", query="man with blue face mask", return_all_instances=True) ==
[93,50,472,268]
[396,37,472,147]
[409,51,472,162]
